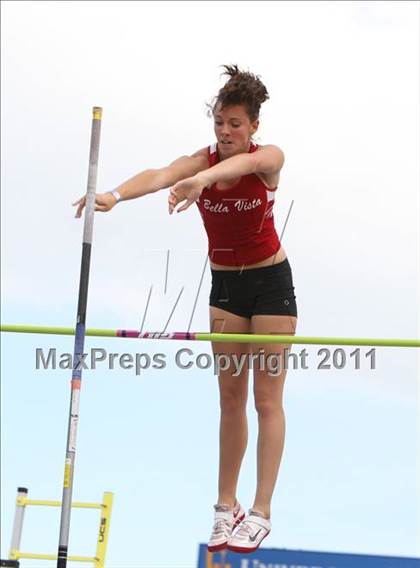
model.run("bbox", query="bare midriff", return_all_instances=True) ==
[209,246,287,271]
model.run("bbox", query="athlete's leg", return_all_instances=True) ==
[210,306,251,507]
[250,314,297,518]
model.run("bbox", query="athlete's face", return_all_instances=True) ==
[213,103,259,159]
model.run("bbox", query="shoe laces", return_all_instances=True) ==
[235,520,255,539]
[212,518,232,538]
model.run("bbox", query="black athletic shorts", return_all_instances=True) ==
[209,257,298,319]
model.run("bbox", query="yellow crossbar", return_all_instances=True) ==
[17,552,95,562]
[19,497,102,509]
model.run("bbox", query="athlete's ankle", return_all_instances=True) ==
[250,506,270,519]
[217,496,237,509]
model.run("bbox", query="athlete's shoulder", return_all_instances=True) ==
[191,146,209,159]
[254,143,284,159]
[253,144,285,174]
[188,146,212,167]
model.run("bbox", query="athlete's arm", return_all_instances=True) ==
[196,145,284,187]
[73,149,208,218]
[116,150,209,200]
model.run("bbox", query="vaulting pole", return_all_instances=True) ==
[56,107,102,568]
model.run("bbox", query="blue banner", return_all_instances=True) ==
[197,545,420,568]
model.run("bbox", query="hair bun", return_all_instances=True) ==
[212,64,269,121]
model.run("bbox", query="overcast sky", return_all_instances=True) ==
[1,2,419,567]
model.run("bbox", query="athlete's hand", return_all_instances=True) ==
[73,192,118,218]
[168,175,206,214]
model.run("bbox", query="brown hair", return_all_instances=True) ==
[208,64,269,122]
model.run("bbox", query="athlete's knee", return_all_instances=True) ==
[254,395,283,418]
[219,388,247,414]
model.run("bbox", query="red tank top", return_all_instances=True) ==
[196,142,281,266]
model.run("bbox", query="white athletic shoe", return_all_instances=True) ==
[207,501,245,552]
[227,510,271,553]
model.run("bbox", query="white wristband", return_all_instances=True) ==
[110,190,121,203]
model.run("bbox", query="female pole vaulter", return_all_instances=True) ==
[74,64,298,554]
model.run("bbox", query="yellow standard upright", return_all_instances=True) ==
[6,487,113,567]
